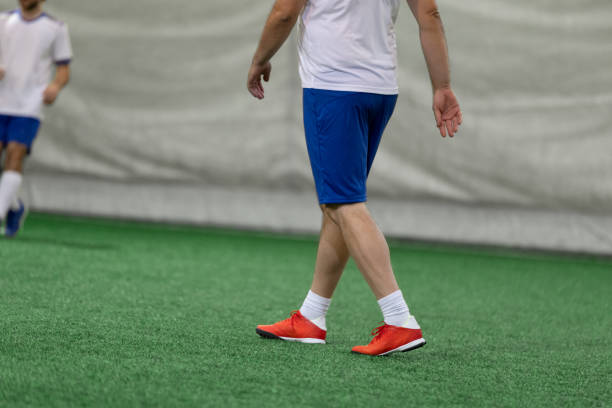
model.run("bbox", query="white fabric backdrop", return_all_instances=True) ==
[2,0,611,253]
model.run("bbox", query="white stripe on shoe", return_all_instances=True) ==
[278,336,326,344]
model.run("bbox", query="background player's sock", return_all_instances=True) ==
[299,290,331,331]
[0,171,22,220]
[378,290,420,329]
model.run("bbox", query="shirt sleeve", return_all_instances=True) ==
[53,23,73,65]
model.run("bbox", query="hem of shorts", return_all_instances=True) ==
[0,110,42,121]
[319,196,367,205]
[302,83,399,96]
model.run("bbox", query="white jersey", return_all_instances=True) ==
[0,10,72,120]
[298,0,401,95]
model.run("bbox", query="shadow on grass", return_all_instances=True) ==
[5,235,117,251]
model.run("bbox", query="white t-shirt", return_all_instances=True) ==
[0,10,72,120]
[298,0,401,95]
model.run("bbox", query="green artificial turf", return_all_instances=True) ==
[0,213,611,407]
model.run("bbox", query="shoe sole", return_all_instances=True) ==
[256,328,325,344]
[352,338,426,357]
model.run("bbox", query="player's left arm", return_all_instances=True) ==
[247,0,307,99]
[44,22,73,105]
[407,0,462,138]
[43,64,70,105]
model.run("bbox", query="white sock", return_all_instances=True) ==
[0,170,22,220]
[11,196,21,210]
[299,290,331,331]
[378,290,420,329]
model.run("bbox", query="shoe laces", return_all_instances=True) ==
[370,323,391,341]
[286,310,301,326]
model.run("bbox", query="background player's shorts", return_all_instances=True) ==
[0,114,41,154]
[303,88,397,205]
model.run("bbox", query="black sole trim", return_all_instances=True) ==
[256,328,281,340]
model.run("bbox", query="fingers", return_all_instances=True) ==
[248,84,263,99]
[434,107,442,129]
[439,108,463,138]
[433,88,462,139]
[433,107,445,137]
[444,115,461,138]
[450,118,458,137]
[247,75,264,99]
[438,114,462,138]
[445,119,454,138]
[247,64,271,100]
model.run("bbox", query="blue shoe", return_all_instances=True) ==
[5,199,27,238]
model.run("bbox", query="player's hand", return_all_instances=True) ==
[247,61,271,100]
[0,67,5,81]
[433,88,462,138]
[43,83,60,105]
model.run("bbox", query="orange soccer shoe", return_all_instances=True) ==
[256,310,326,344]
[351,324,426,356]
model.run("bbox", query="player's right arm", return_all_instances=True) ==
[247,0,307,99]
[406,0,462,138]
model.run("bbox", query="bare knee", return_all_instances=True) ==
[4,143,27,172]
[320,204,337,225]
[321,202,368,227]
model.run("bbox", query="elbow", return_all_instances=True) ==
[271,3,300,24]
[418,7,442,31]
[273,11,298,24]
[427,7,441,20]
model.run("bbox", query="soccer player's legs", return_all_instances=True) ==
[0,141,30,236]
[256,90,371,344]
[255,209,346,344]
[301,90,378,326]
[0,116,39,236]
[258,90,424,355]
[321,206,424,355]
[304,91,423,356]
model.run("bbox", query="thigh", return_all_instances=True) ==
[0,114,10,149]
[7,116,41,154]
[303,89,370,205]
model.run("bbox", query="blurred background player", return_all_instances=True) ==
[0,0,71,237]
[248,0,462,356]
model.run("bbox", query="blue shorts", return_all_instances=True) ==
[0,114,41,153]
[303,88,397,205]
